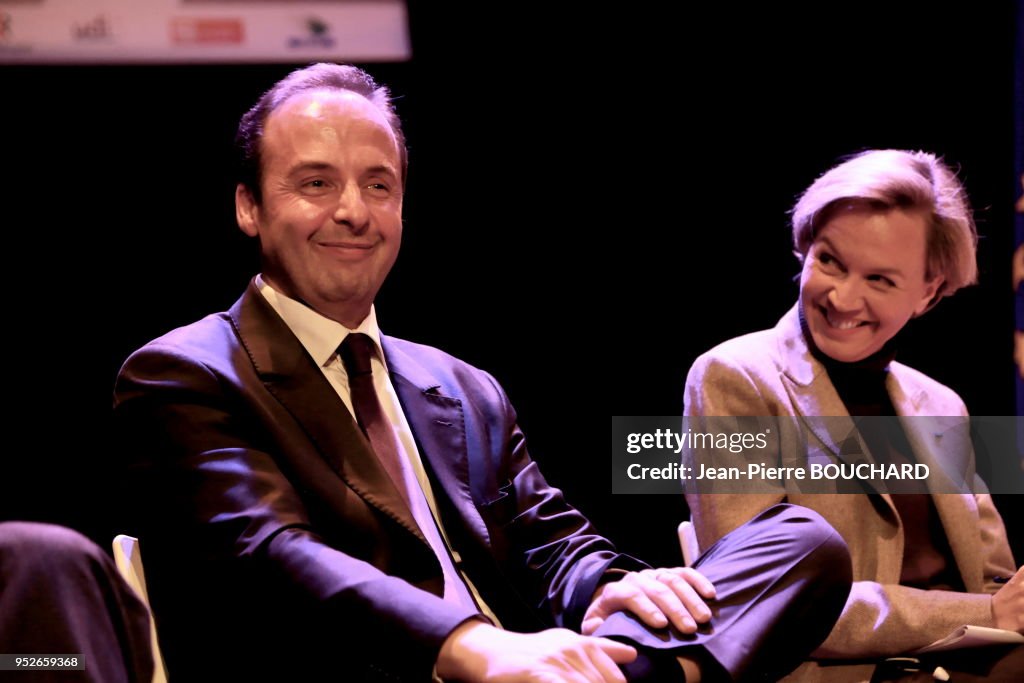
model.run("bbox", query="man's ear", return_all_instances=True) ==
[235,184,260,237]
[914,276,945,316]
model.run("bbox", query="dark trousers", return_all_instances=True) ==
[0,522,154,683]
[599,504,853,682]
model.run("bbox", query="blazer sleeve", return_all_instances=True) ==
[113,343,478,680]
[814,438,1016,656]
[975,490,1018,595]
[818,573,997,658]
[818,487,1015,657]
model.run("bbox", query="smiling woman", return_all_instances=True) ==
[798,204,942,363]
[790,150,978,367]
[682,150,1022,681]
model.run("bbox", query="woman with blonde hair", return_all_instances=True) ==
[684,150,1022,681]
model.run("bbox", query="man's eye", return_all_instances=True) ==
[868,275,896,288]
[299,179,333,195]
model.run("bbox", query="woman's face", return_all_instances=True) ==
[799,205,943,363]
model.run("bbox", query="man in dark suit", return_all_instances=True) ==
[113,63,851,682]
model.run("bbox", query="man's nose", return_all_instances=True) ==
[332,183,370,233]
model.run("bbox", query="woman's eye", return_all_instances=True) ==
[817,252,841,271]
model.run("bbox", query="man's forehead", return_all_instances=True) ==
[271,89,389,129]
[262,88,400,165]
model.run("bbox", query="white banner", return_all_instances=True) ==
[0,0,409,63]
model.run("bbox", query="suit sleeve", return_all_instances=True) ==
[113,343,477,680]
[468,369,649,632]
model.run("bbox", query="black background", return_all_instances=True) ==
[2,3,1022,567]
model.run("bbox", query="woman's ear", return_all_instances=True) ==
[914,276,945,316]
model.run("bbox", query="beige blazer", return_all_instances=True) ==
[684,306,1016,682]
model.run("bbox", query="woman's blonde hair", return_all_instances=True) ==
[792,149,977,301]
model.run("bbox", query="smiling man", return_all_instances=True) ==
[235,89,402,329]
[113,64,852,682]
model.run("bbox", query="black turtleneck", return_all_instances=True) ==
[799,306,900,416]
[799,308,963,591]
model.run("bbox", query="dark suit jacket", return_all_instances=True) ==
[113,281,642,681]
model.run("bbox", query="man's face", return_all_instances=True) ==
[236,89,403,327]
[799,205,941,363]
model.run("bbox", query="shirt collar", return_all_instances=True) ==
[255,274,386,370]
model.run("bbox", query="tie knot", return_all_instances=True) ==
[339,333,376,377]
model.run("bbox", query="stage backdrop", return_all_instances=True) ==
[1,2,1021,566]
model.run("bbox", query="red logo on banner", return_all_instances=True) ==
[170,18,244,45]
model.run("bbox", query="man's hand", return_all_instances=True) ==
[436,620,637,682]
[992,566,1024,633]
[582,567,716,635]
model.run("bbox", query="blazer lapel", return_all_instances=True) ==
[383,337,492,548]
[888,367,982,589]
[229,281,426,544]
[889,368,976,494]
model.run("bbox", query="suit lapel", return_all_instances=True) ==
[383,338,492,548]
[228,281,426,544]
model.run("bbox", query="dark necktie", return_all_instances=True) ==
[338,333,411,508]
[337,333,481,611]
